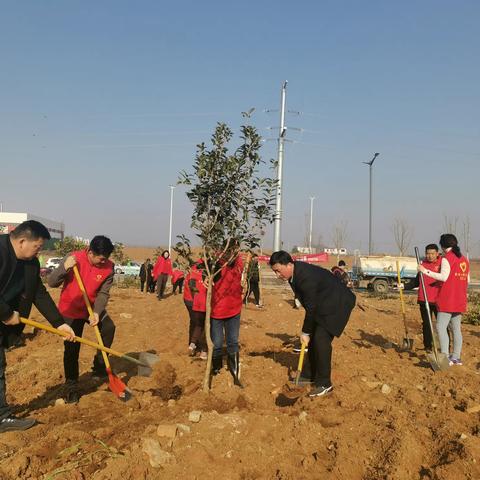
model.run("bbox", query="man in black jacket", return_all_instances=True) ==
[270,251,356,397]
[0,221,75,432]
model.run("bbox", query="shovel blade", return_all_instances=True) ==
[138,352,160,377]
[106,369,132,402]
[427,352,450,372]
[402,337,414,350]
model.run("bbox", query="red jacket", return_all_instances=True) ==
[172,269,184,284]
[418,257,442,303]
[192,269,207,313]
[58,249,114,319]
[152,256,173,280]
[211,256,243,319]
[436,251,469,313]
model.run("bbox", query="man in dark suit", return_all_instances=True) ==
[0,220,75,432]
[269,251,356,397]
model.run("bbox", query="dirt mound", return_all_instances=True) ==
[1,288,479,479]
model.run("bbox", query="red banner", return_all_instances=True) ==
[258,252,329,263]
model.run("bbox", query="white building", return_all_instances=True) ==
[0,212,64,240]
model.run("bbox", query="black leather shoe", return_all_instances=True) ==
[0,416,36,432]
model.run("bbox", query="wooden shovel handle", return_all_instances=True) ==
[20,317,146,367]
[295,343,306,385]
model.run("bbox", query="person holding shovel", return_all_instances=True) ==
[48,235,116,403]
[269,251,356,397]
[0,221,75,432]
[415,244,442,352]
[418,234,469,366]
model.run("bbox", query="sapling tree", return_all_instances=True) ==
[175,122,276,391]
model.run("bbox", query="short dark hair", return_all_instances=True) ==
[269,250,293,266]
[162,250,170,258]
[425,244,439,252]
[338,260,346,267]
[10,220,51,240]
[89,236,114,257]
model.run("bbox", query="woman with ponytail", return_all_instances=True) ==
[418,234,470,366]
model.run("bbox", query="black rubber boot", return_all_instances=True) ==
[64,380,80,404]
[227,353,243,388]
[212,356,223,375]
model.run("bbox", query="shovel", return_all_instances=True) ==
[20,317,149,367]
[395,261,414,350]
[414,247,449,372]
[72,265,133,401]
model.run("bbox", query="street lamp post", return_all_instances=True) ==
[363,153,380,255]
[308,196,315,252]
[168,185,175,255]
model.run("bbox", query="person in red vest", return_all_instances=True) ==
[183,262,207,359]
[171,265,185,295]
[211,250,244,386]
[152,250,173,300]
[416,244,442,351]
[419,234,469,366]
[48,236,115,402]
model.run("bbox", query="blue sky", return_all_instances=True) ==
[1,1,479,254]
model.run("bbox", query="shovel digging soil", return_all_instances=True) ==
[276,342,309,406]
[395,261,414,350]
[276,383,309,407]
[20,318,159,381]
[414,247,449,372]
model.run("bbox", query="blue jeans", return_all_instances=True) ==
[436,312,462,359]
[211,314,240,357]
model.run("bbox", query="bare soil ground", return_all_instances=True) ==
[2,284,480,479]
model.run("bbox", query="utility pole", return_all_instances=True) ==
[362,153,380,255]
[168,185,175,255]
[273,80,288,252]
[309,196,315,252]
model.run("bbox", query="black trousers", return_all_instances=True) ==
[156,273,169,298]
[304,323,334,388]
[185,302,206,351]
[63,313,116,381]
[419,302,437,350]
[245,280,260,305]
[140,279,146,292]
[173,278,184,294]
[0,347,10,420]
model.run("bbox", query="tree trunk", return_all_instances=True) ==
[202,278,214,392]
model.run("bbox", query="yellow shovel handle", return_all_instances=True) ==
[72,265,110,369]
[295,342,306,385]
[395,261,406,315]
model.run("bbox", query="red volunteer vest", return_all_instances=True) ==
[152,257,173,280]
[436,251,469,313]
[183,271,193,303]
[211,256,243,319]
[58,250,114,318]
[172,269,184,284]
[192,269,207,313]
[418,257,442,303]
